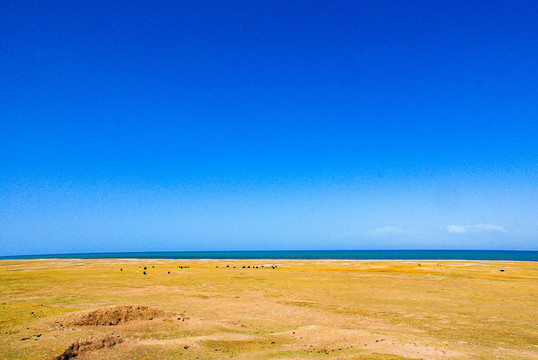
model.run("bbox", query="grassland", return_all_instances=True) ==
[0,259,536,359]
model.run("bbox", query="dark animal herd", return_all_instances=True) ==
[119,264,277,275]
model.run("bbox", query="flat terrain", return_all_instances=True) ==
[0,259,536,359]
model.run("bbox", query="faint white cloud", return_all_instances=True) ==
[370,226,404,237]
[446,225,466,234]
[446,224,506,234]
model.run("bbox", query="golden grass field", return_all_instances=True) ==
[0,259,537,359]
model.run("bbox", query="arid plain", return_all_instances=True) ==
[0,259,536,359]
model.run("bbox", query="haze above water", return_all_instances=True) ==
[1,1,537,256]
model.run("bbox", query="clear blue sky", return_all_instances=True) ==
[1,1,537,256]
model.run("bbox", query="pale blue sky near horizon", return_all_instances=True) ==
[1,1,537,256]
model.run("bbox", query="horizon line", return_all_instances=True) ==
[1,248,537,261]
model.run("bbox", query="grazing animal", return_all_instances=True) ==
[120,268,122,271]
[144,267,147,270]
[143,271,146,275]
[168,271,170,274]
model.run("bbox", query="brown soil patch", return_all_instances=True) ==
[53,334,122,359]
[59,305,174,326]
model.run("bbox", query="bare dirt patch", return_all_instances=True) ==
[53,334,122,359]
[57,305,179,326]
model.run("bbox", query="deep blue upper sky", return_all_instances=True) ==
[1,1,537,255]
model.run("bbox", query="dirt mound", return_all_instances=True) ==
[53,334,122,359]
[61,305,170,326]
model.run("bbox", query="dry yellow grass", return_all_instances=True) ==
[0,259,536,359]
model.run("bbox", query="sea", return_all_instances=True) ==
[1,250,537,261]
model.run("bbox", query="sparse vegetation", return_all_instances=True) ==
[0,259,536,359]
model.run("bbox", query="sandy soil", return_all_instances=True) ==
[0,259,537,359]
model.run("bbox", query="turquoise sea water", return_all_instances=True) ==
[1,250,537,261]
